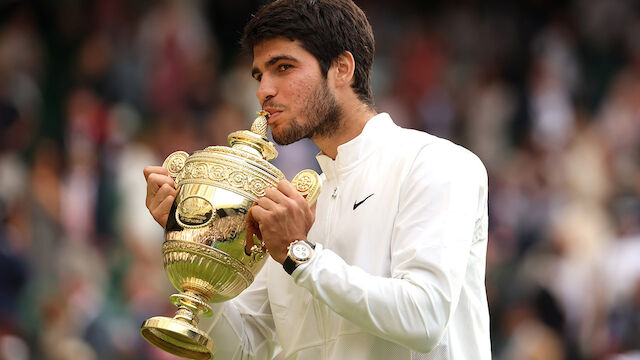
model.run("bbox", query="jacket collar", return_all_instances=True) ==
[316,113,394,180]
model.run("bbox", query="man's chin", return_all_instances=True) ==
[272,135,300,146]
[271,127,310,146]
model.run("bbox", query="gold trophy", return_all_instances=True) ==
[140,111,321,359]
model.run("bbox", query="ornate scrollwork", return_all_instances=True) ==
[295,175,313,192]
[291,169,322,205]
[209,165,225,180]
[192,163,208,179]
[177,157,280,200]
[200,147,283,179]
[248,178,268,197]
[162,151,189,181]
[228,170,247,187]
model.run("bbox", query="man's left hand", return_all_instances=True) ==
[247,179,316,264]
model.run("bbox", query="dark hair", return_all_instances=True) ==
[242,0,375,107]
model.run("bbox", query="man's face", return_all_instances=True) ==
[252,37,342,145]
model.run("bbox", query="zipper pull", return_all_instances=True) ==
[332,187,338,198]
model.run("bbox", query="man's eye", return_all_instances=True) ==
[253,74,262,82]
[278,64,291,72]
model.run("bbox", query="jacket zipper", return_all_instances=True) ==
[323,176,340,359]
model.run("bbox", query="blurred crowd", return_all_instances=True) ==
[0,0,639,359]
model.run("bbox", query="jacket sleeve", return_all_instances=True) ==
[201,258,281,359]
[291,144,488,354]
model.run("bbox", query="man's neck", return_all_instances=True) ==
[312,102,377,160]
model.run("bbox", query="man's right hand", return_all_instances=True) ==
[143,166,177,228]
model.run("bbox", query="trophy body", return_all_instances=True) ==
[140,113,321,359]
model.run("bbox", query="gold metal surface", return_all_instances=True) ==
[250,110,269,136]
[226,111,278,161]
[163,151,189,182]
[291,169,322,205]
[140,111,322,359]
[174,150,282,200]
[140,316,215,360]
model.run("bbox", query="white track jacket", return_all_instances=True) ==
[202,113,491,359]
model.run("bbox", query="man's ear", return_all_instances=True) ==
[332,51,355,88]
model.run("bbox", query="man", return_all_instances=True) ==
[144,0,491,358]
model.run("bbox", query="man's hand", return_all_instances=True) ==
[143,166,177,228]
[248,179,316,264]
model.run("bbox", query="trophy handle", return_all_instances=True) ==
[291,169,322,205]
[162,151,189,182]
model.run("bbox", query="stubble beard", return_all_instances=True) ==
[272,79,342,146]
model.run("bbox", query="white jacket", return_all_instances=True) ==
[203,113,491,359]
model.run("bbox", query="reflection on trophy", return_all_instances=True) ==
[140,111,321,359]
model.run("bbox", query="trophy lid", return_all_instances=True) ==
[225,110,278,161]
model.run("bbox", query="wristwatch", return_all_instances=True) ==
[283,240,316,275]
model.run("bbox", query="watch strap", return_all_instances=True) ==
[283,256,297,275]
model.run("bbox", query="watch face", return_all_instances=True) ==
[291,242,312,261]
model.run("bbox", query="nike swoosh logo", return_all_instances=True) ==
[353,193,374,210]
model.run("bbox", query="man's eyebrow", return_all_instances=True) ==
[266,55,298,66]
[252,55,299,78]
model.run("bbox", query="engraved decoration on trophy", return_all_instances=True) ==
[140,111,322,359]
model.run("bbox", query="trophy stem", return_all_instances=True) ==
[170,291,214,328]
[175,306,200,326]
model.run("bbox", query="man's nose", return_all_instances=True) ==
[256,76,277,104]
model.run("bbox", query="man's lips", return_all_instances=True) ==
[263,108,283,123]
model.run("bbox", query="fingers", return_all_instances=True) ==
[256,180,306,211]
[249,203,270,223]
[278,179,306,203]
[254,181,312,221]
[144,166,176,228]
[245,206,263,255]
[263,185,289,204]
[254,184,298,218]
[151,192,176,228]
[148,183,177,209]
[148,183,176,228]
[245,207,256,254]
[254,189,295,223]
[249,181,316,264]
[146,172,176,208]
[310,201,317,217]
[256,190,279,211]
[144,166,168,180]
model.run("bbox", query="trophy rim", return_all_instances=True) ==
[140,316,215,360]
[195,146,284,180]
[174,148,284,202]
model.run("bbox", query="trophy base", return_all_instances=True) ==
[140,316,215,360]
